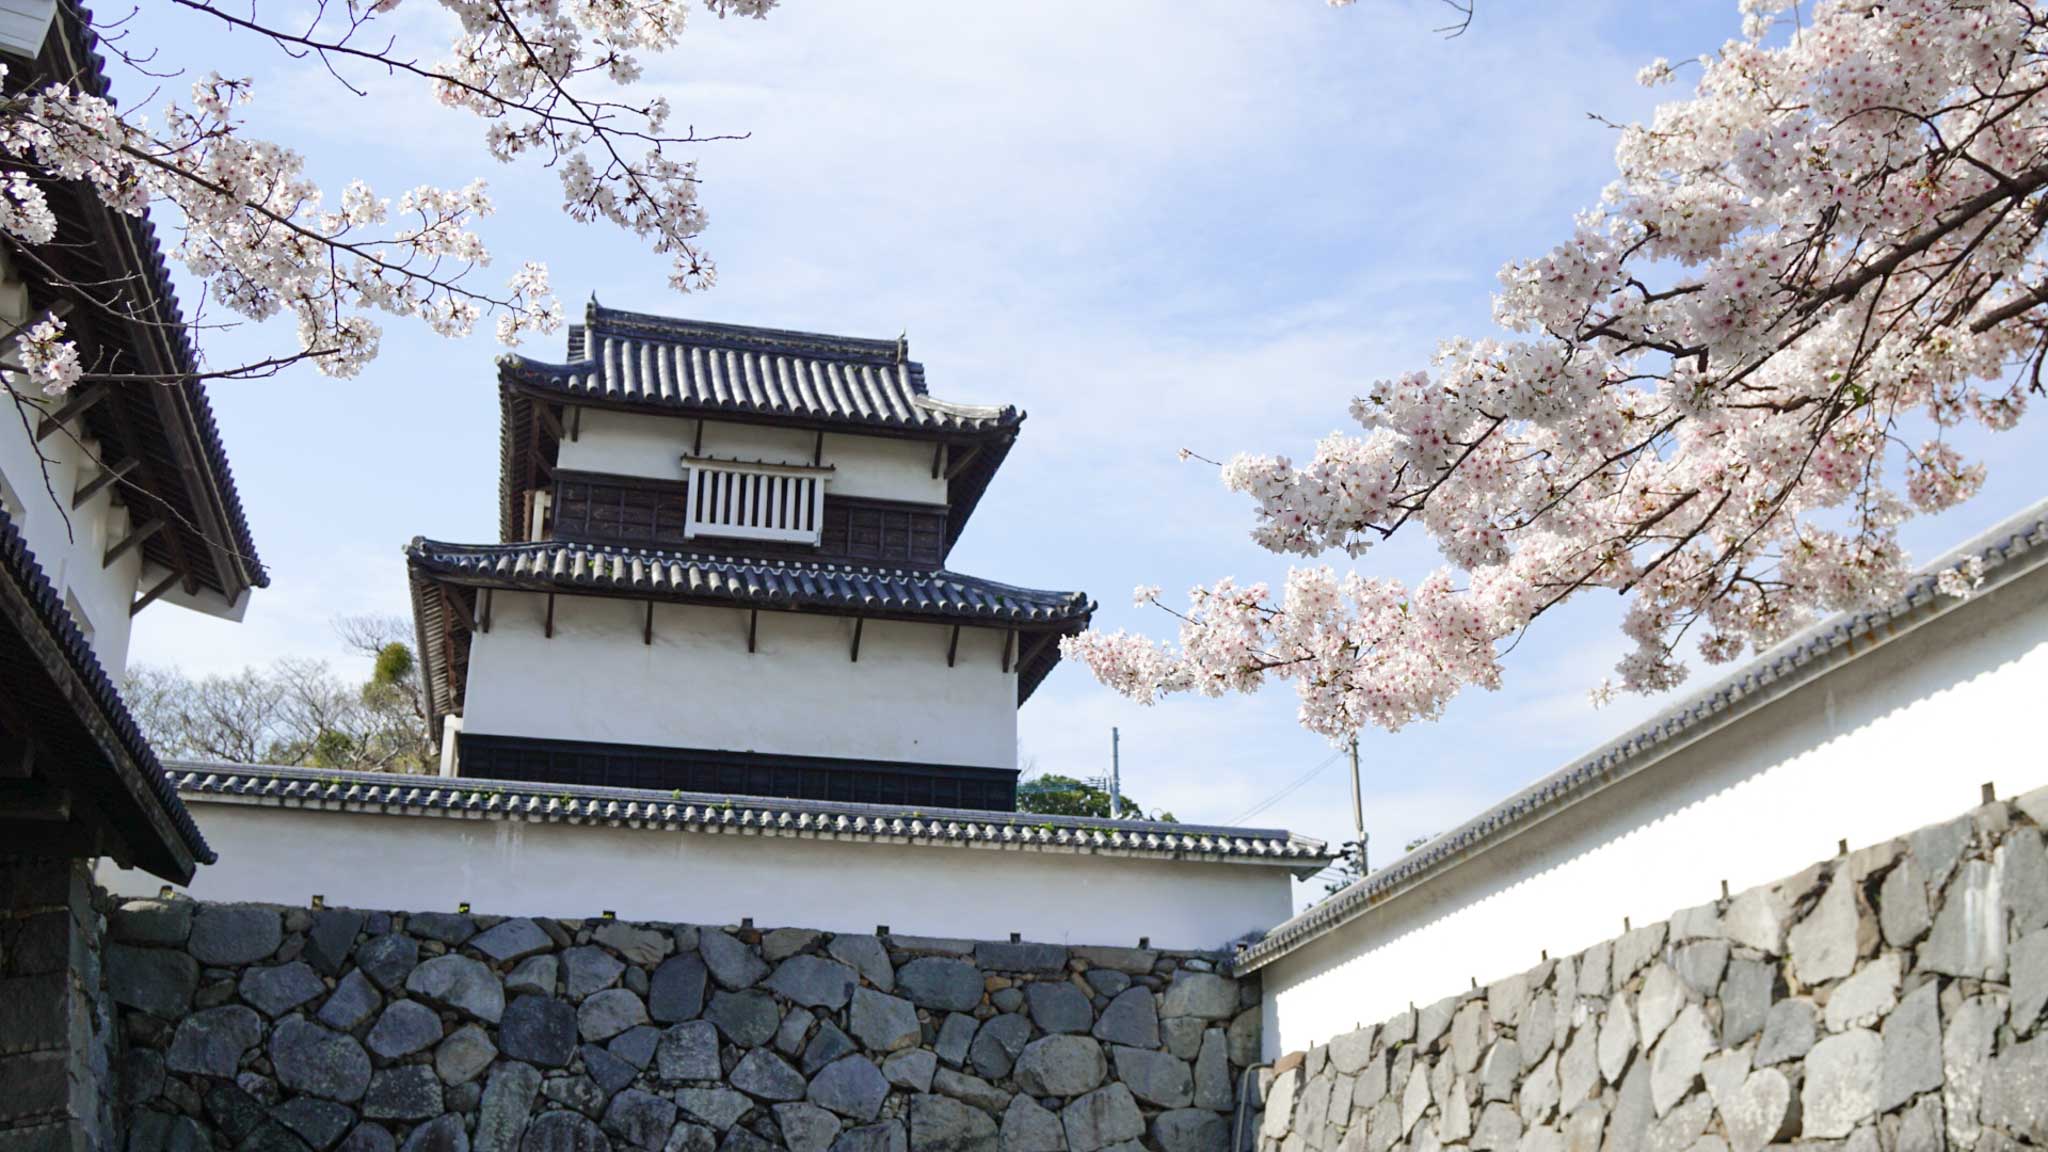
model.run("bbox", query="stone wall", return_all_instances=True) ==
[1252,787,2048,1152]
[2,856,121,1152]
[105,900,1264,1152]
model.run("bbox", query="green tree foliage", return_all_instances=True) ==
[1015,773,1176,822]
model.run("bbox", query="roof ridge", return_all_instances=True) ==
[585,303,917,373]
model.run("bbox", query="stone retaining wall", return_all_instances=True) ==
[2,856,120,1152]
[1253,788,2048,1152]
[106,901,1263,1152]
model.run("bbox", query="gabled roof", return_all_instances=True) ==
[407,538,1095,737]
[8,3,266,603]
[0,506,214,882]
[498,303,1019,551]
[168,762,1330,873]
[1231,496,2048,975]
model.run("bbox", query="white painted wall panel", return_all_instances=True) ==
[101,805,1296,951]
[460,592,1018,768]
[555,409,946,505]
[1260,561,2048,1058]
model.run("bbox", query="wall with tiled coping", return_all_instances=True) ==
[1249,789,2048,1152]
[105,899,1265,1152]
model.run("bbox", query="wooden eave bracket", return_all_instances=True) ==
[103,518,164,567]
[34,384,108,443]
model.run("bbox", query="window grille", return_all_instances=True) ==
[682,457,830,545]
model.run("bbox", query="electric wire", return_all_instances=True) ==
[1227,747,1346,825]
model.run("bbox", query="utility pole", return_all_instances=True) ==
[1348,733,1366,871]
[1110,727,1123,819]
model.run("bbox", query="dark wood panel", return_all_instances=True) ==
[457,733,1019,812]
[551,472,948,567]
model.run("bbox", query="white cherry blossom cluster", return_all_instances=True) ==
[1070,0,2048,738]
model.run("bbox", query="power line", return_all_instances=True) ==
[1228,748,1346,825]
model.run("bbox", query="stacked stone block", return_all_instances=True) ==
[1255,787,2048,1152]
[107,903,1263,1152]
[1,856,120,1152]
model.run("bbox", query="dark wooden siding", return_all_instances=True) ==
[551,472,948,567]
[457,733,1019,812]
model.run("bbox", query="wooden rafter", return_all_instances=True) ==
[850,617,864,663]
[1000,628,1016,674]
[129,570,180,617]
[946,624,960,668]
[544,592,557,639]
[103,518,164,566]
[71,457,137,510]
[34,384,107,442]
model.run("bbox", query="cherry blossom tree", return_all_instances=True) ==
[1068,0,2040,740]
[0,0,771,400]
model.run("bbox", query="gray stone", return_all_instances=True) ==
[476,1061,544,1152]
[2003,827,2048,935]
[1824,954,1900,1032]
[470,919,554,964]
[1613,923,1667,985]
[1260,1068,1298,1143]
[1980,1032,2048,1141]
[733,1049,808,1101]
[564,947,626,1000]
[1754,998,1816,1066]
[677,1086,754,1131]
[1472,1101,1522,1151]
[594,921,672,965]
[911,1097,997,1152]
[1523,1051,1562,1126]
[849,987,922,1053]
[239,961,329,1019]
[1717,1067,1795,1152]
[776,1004,816,1054]
[401,1115,468,1152]
[999,1096,1065,1152]
[975,941,1067,973]
[1452,1000,1491,1072]
[1577,942,1613,996]
[583,1043,638,1095]
[320,969,382,1032]
[579,988,649,1042]
[357,935,420,993]
[761,927,821,962]
[114,898,194,945]
[885,1048,938,1092]
[271,1016,372,1102]
[1113,1046,1192,1108]
[601,1088,678,1151]
[123,1047,166,1105]
[1481,1040,1520,1103]
[1015,1035,1108,1097]
[650,953,709,1022]
[271,1098,354,1151]
[832,1123,906,1152]
[827,936,894,992]
[1607,1060,1652,1152]
[1523,991,1558,1066]
[1642,1093,1709,1152]
[705,990,781,1046]
[1152,1110,1225,1152]
[1596,992,1635,1083]
[366,999,443,1059]
[1879,858,1933,947]
[434,1023,496,1084]
[776,1104,843,1152]
[935,1013,978,1068]
[898,958,984,1012]
[769,955,858,1009]
[1877,980,1942,1113]
[1488,972,1531,1027]
[700,931,770,989]
[109,944,200,1018]
[191,906,284,966]
[363,1066,442,1121]
[508,955,559,998]
[1720,959,1774,1047]
[808,1055,891,1122]
[1802,1029,1881,1138]
[1559,1022,1600,1112]
[406,955,504,1023]
[1194,1028,1232,1110]
[1091,987,1160,1050]
[1649,1005,1714,1117]
[1227,1009,1260,1069]
[1638,965,1686,1051]
[342,1123,398,1152]
[803,1021,860,1076]
[968,1013,1032,1079]
[933,1066,1010,1113]
[1673,942,1729,1000]
[500,995,578,1067]
[720,1129,776,1152]
[168,1005,264,1078]
[1084,970,1130,998]
[1892,1092,1945,1152]
[653,1020,720,1082]
[406,912,475,946]
[1400,1057,1431,1137]
[1908,814,1973,892]
[1026,983,1094,1036]
[2016,928,2048,1035]
[1161,1018,1204,1061]
[610,1024,660,1069]
[1942,993,2002,1149]
[1069,946,1157,975]
[1920,859,2006,980]
[520,1111,611,1152]
[544,1074,611,1119]
[664,1122,715,1152]
[304,911,366,976]
[1060,1085,1143,1152]
[1160,972,1237,1021]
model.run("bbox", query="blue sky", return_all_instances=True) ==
[123,1,2048,903]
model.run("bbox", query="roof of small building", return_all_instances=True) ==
[0,506,215,881]
[497,303,1021,550]
[407,537,1095,736]
[1230,496,2048,975]
[167,762,1332,873]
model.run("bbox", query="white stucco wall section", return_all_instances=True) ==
[460,592,1018,768]
[555,409,947,505]
[1258,557,2048,1059]
[101,805,1296,951]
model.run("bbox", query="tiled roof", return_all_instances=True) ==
[0,506,214,880]
[500,303,1023,437]
[1231,496,2048,975]
[169,763,1331,871]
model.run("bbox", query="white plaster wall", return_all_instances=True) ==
[555,409,946,505]
[1260,559,2048,1058]
[460,592,1018,768]
[101,805,1296,951]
